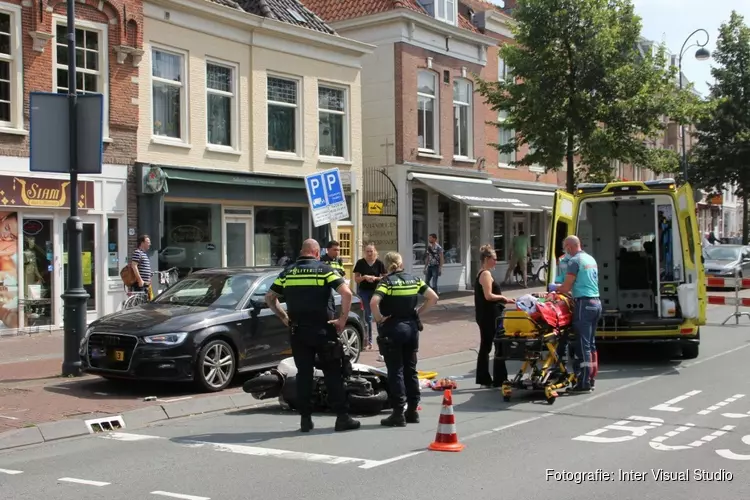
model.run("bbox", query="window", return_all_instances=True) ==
[107,218,120,278]
[412,188,428,264]
[251,274,283,303]
[54,18,108,137]
[530,212,543,258]
[453,79,472,158]
[417,71,438,152]
[154,273,258,309]
[438,194,461,263]
[498,57,513,82]
[206,62,236,148]
[435,0,457,24]
[162,202,223,272]
[494,211,506,261]
[498,110,515,166]
[63,222,96,311]
[267,76,299,154]
[318,85,347,158]
[254,207,305,266]
[0,8,20,128]
[152,48,186,140]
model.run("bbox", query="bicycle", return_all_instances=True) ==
[155,267,180,295]
[512,259,549,286]
[120,291,148,310]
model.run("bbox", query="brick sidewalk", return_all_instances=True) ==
[0,285,543,432]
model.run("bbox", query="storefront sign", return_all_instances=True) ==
[363,215,398,254]
[0,175,94,209]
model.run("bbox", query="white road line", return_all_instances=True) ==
[0,415,19,420]
[698,394,744,415]
[98,432,163,441]
[151,491,210,500]
[650,390,702,412]
[182,441,381,469]
[0,468,23,475]
[58,477,110,487]
[360,451,426,470]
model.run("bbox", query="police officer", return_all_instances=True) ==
[265,239,361,433]
[321,240,346,277]
[371,251,439,427]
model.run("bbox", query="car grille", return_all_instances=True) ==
[87,333,138,371]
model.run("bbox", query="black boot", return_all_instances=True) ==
[405,405,420,424]
[335,414,361,432]
[381,409,407,427]
[300,416,314,433]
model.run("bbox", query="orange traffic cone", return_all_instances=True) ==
[428,389,465,452]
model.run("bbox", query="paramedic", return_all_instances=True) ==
[265,239,361,433]
[549,236,601,393]
[371,251,439,427]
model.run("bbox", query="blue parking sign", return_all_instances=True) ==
[304,168,349,227]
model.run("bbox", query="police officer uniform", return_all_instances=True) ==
[373,270,428,427]
[320,253,346,277]
[269,256,360,433]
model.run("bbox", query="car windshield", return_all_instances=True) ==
[153,274,258,308]
[705,246,741,261]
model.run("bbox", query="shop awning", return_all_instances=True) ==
[409,173,554,212]
[160,166,305,189]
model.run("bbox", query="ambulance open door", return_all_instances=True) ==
[675,184,706,325]
[547,190,578,286]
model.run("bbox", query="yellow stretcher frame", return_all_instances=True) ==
[417,371,438,380]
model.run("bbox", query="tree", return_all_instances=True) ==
[689,11,750,244]
[475,0,697,192]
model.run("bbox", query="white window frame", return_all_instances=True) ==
[52,15,109,140]
[150,45,189,146]
[205,58,239,152]
[497,110,516,168]
[0,4,22,133]
[452,78,473,160]
[435,0,458,25]
[417,70,439,154]
[317,83,350,161]
[266,73,302,158]
[498,56,513,82]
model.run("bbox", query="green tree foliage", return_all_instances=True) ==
[689,11,750,244]
[475,0,698,192]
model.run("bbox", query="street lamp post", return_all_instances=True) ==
[678,28,711,183]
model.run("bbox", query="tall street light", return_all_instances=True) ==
[678,29,711,183]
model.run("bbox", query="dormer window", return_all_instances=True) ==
[419,0,458,25]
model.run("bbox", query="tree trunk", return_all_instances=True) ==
[566,129,575,193]
[743,193,749,245]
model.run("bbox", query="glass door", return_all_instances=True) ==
[225,218,252,267]
[20,218,55,330]
[62,217,99,319]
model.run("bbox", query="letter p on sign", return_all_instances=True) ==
[326,173,337,190]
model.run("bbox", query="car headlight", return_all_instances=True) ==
[142,332,188,345]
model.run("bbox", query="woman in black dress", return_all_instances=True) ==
[474,244,515,387]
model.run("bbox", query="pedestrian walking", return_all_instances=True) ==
[547,236,601,393]
[130,235,154,300]
[371,251,438,427]
[423,233,443,293]
[265,239,361,433]
[474,245,515,388]
[353,243,386,350]
[321,240,346,277]
[503,230,531,287]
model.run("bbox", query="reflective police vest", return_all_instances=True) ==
[270,257,344,325]
[321,255,346,277]
[373,271,427,319]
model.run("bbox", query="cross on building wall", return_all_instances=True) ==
[380,137,395,165]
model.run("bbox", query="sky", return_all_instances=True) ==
[490,0,750,97]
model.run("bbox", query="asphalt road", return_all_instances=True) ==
[1,304,749,500]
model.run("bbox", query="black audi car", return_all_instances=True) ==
[80,268,366,392]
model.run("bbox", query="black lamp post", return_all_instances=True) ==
[678,29,711,183]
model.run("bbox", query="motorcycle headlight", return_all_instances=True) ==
[142,332,188,346]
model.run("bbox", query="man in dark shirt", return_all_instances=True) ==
[321,240,346,277]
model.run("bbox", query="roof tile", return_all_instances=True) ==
[207,0,337,35]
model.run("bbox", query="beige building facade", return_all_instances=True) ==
[135,0,373,282]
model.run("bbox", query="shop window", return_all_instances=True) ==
[63,222,96,312]
[412,188,428,264]
[438,194,461,263]
[494,211,506,261]
[107,218,119,277]
[255,207,304,266]
[162,202,222,273]
[530,212,543,259]
[21,216,53,329]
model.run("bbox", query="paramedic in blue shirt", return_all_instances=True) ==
[549,236,601,393]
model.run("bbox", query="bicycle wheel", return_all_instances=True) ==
[536,265,548,284]
[122,293,147,310]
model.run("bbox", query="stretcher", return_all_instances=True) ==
[495,294,576,404]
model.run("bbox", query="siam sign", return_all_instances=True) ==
[0,175,94,209]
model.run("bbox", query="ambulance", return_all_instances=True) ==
[547,179,706,359]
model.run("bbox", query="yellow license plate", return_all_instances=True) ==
[114,350,125,361]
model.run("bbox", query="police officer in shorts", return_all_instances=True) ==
[371,251,439,427]
[265,239,361,433]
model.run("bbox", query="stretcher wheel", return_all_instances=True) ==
[545,396,556,405]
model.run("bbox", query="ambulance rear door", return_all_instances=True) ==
[547,190,578,286]
[676,183,706,325]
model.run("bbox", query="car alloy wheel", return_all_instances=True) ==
[340,325,362,362]
[198,339,235,392]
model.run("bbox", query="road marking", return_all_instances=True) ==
[573,416,664,443]
[650,390,702,412]
[151,491,210,500]
[359,451,426,470]
[716,434,750,461]
[182,441,381,469]
[0,414,19,420]
[0,468,23,475]
[98,432,163,441]
[58,477,110,487]
[157,396,193,403]
[698,394,744,415]
[722,412,750,419]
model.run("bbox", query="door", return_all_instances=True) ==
[61,216,99,324]
[243,274,289,366]
[19,218,55,330]
[336,225,353,282]
[547,190,578,286]
[676,184,706,325]
[469,215,481,287]
[225,218,252,267]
